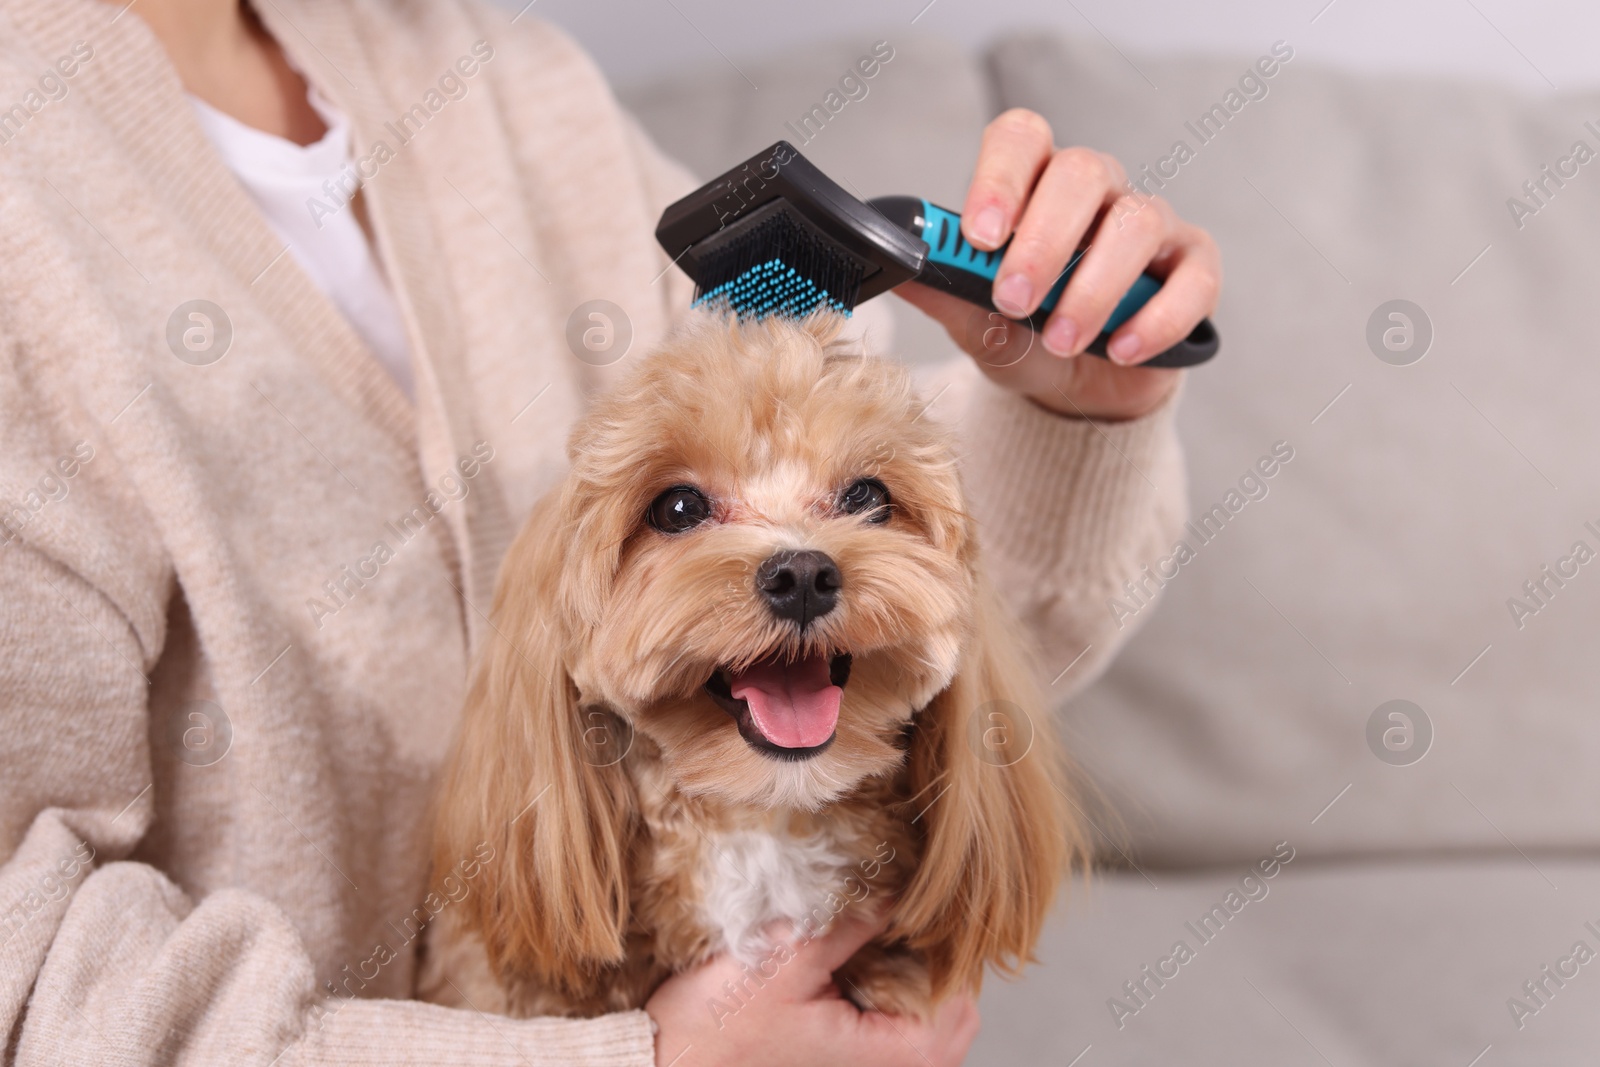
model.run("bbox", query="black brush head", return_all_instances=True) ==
[655,141,926,319]
[688,200,866,318]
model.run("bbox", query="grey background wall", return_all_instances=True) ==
[514,0,1598,95]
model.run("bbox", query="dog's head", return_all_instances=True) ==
[559,311,975,808]
[435,311,1072,1000]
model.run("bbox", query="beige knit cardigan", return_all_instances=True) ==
[0,0,1186,1062]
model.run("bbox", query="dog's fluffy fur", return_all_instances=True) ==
[425,311,1081,1018]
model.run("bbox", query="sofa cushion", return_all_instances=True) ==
[988,32,1600,866]
[972,860,1600,1066]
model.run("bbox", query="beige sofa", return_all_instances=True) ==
[619,32,1600,1064]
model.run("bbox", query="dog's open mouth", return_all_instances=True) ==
[704,652,852,760]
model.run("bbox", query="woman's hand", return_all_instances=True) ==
[896,107,1222,422]
[645,911,979,1067]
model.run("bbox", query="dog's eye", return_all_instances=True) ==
[838,478,891,523]
[647,486,712,533]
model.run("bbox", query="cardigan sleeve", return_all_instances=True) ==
[0,540,656,1067]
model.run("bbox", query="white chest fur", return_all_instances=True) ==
[697,822,854,965]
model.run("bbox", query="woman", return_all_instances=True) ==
[0,0,1219,1063]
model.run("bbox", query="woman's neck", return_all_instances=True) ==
[123,0,325,144]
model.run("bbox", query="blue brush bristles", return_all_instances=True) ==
[688,206,866,321]
[692,260,854,320]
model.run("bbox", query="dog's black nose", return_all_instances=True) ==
[756,550,840,628]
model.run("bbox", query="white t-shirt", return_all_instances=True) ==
[189,89,415,400]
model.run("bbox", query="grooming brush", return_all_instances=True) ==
[655,140,1218,369]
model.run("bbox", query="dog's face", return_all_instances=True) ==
[550,312,975,809]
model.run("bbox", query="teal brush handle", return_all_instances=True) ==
[868,197,1218,368]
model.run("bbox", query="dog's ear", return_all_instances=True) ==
[892,566,1083,999]
[432,491,636,998]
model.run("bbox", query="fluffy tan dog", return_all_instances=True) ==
[426,310,1078,1020]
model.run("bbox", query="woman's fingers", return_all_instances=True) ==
[1044,193,1175,358]
[959,108,1056,250]
[993,146,1127,328]
[904,110,1217,414]
[1103,222,1223,365]
[963,110,1149,358]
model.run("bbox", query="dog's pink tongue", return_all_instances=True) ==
[729,653,841,749]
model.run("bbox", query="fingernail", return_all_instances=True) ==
[969,206,1005,248]
[1043,317,1078,356]
[1109,332,1142,364]
[993,274,1033,317]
